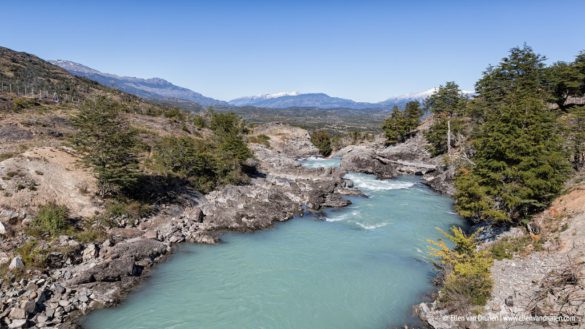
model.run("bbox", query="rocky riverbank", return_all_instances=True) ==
[332,128,585,328]
[0,124,356,328]
[334,130,455,195]
[417,182,585,328]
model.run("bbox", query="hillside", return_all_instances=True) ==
[0,45,360,328]
[50,60,228,107]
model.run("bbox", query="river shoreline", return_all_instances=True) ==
[82,173,461,329]
[1,124,457,329]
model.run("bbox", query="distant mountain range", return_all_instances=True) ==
[229,92,383,109]
[51,59,471,110]
[49,60,228,107]
[227,89,456,109]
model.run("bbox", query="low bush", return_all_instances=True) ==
[27,202,71,237]
[428,227,493,312]
[0,152,16,162]
[104,199,155,221]
[193,115,206,128]
[311,130,332,156]
[74,219,108,243]
[13,97,38,111]
[248,134,270,147]
[162,107,187,122]
[16,240,49,269]
[151,136,218,192]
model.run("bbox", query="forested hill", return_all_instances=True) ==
[0,46,106,102]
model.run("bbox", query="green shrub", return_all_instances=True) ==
[383,101,422,145]
[74,226,108,244]
[0,152,16,162]
[210,112,245,136]
[74,217,109,243]
[16,240,48,269]
[248,134,270,147]
[16,240,79,270]
[489,235,543,260]
[104,199,154,220]
[151,136,218,192]
[193,115,206,128]
[429,227,493,311]
[217,133,253,163]
[162,107,187,121]
[149,112,252,193]
[490,238,518,260]
[311,130,332,157]
[13,97,38,111]
[28,202,71,237]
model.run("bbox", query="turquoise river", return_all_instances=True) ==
[84,157,461,329]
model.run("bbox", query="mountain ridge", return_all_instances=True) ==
[49,60,228,107]
[51,59,471,110]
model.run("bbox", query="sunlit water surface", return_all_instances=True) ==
[84,158,460,329]
[299,156,342,168]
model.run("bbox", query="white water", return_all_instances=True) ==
[85,161,461,329]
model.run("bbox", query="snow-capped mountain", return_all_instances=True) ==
[229,92,380,109]
[396,88,438,99]
[379,88,474,108]
[49,59,473,110]
[228,88,461,110]
[49,60,227,107]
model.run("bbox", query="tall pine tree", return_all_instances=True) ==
[72,97,139,196]
[424,82,468,156]
[455,46,570,223]
[382,106,408,144]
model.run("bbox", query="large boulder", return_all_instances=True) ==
[340,145,398,179]
[201,184,301,231]
[251,123,319,159]
[71,239,167,285]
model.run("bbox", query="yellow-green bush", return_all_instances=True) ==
[428,227,493,311]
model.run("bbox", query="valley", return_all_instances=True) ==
[0,29,584,329]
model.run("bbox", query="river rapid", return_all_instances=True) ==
[84,157,461,329]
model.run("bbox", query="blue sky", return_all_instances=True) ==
[2,0,584,102]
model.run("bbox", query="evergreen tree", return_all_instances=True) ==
[475,45,547,108]
[403,100,423,132]
[455,46,570,223]
[72,97,139,196]
[545,61,584,110]
[152,136,217,192]
[567,106,585,170]
[209,111,253,185]
[382,106,407,144]
[575,51,585,95]
[424,82,468,156]
[383,102,423,145]
[209,111,252,161]
[424,116,465,157]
